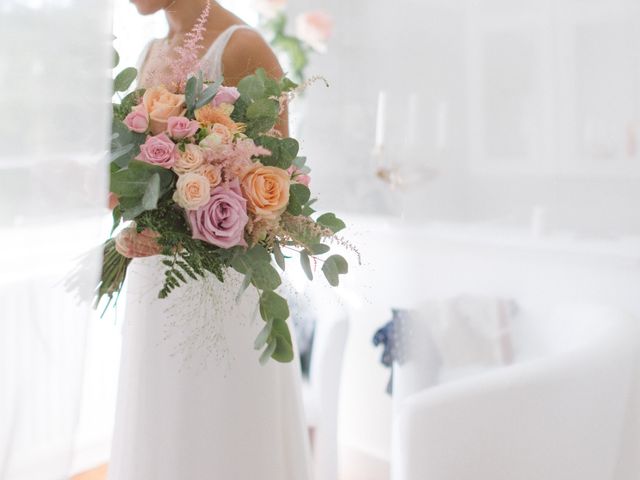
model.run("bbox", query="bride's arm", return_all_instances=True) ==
[221,29,289,137]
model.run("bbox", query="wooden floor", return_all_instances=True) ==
[72,465,107,480]
[72,450,390,480]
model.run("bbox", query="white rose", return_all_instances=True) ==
[200,124,232,150]
[173,172,211,210]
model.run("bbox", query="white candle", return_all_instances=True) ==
[406,92,418,148]
[436,101,448,151]
[375,90,387,150]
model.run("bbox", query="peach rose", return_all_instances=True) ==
[241,163,290,219]
[143,85,186,135]
[195,104,242,133]
[197,164,223,189]
[173,144,205,174]
[173,172,211,210]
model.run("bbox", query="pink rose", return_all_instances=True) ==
[287,165,311,186]
[167,116,200,139]
[136,133,177,168]
[212,86,241,107]
[188,180,249,249]
[296,11,333,53]
[255,0,286,19]
[123,104,149,133]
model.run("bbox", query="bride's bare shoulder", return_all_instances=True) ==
[221,28,283,86]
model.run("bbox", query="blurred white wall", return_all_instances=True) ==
[295,0,640,237]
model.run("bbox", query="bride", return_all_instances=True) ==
[108,1,311,478]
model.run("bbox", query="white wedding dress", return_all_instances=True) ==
[108,26,312,480]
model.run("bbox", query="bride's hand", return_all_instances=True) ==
[115,225,162,258]
[108,192,119,210]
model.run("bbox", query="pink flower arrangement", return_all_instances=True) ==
[168,116,200,139]
[295,11,333,53]
[136,133,178,169]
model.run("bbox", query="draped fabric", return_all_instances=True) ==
[0,1,113,478]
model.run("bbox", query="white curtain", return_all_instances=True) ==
[0,1,113,479]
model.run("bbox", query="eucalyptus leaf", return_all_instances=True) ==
[259,340,277,365]
[235,272,252,304]
[246,98,279,120]
[300,251,313,281]
[316,213,346,233]
[259,291,290,322]
[238,71,266,101]
[114,67,138,92]
[231,246,282,291]
[321,254,349,287]
[185,76,198,110]
[254,320,273,350]
[309,243,330,255]
[110,160,174,219]
[141,173,160,211]
[271,318,294,363]
[113,48,120,68]
[110,143,134,168]
[273,242,285,271]
[287,184,311,216]
[251,262,282,291]
[195,78,223,110]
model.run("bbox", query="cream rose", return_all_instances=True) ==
[173,172,211,210]
[241,163,290,219]
[196,164,223,189]
[143,85,186,135]
[200,123,233,150]
[173,144,205,174]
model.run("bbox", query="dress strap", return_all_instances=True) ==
[204,25,255,80]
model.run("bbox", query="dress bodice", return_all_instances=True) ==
[137,24,253,87]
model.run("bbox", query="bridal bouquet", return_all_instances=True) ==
[102,13,350,364]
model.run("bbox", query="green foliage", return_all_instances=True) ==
[272,242,286,271]
[195,78,222,109]
[261,12,310,83]
[255,136,299,169]
[134,199,231,298]
[236,68,284,136]
[118,88,146,119]
[231,245,282,291]
[110,160,175,220]
[322,254,349,287]
[316,212,346,233]
[111,117,146,168]
[270,318,294,362]
[114,67,138,93]
[259,290,290,323]
[287,183,311,215]
[300,251,313,280]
